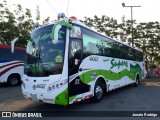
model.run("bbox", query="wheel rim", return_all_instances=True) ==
[95,85,103,99]
[10,78,18,86]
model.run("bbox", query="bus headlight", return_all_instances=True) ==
[56,84,59,88]
[47,80,67,92]
[52,85,55,89]
[48,86,52,92]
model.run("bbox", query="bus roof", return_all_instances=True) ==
[33,18,142,53]
[71,20,143,53]
[0,44,26,50]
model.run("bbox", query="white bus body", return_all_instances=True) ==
[0,45,25,86]
[18,16,145,105]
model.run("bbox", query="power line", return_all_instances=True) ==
[46,0,57,15]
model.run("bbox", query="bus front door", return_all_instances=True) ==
[68,39,90,103]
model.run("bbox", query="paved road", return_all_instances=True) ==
[0,78,160,119]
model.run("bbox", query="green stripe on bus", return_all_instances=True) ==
[55,63,141,105]
[55,88,68,105]
[79,63,142,84]
[55,88,76,105]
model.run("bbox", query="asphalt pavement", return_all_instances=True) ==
[0,78,160,119]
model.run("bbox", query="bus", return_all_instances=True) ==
[12,14,145,105]
[0,44,26,86]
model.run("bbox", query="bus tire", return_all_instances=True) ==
[92,81,104,102]
[134,75,140,87]
[7,74,21,86]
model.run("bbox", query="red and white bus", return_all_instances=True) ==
[0,44,26,86]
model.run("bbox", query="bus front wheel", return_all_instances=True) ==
[7,74,21,86]
[92,81,104,102]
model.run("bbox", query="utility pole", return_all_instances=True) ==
[122,2,141,47]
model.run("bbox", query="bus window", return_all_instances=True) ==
[103,40,112,57]
[135,51,143,62]
[0,48,25,61]
[70,26,82,39]
[69,39,82,76]
[83,34,103,58]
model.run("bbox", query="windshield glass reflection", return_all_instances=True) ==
[24,25,66,77]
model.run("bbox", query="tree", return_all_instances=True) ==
[81,15,160,68]
[82,15,119,39]
[134,22,160,67]
[42,16,50,25]
[0,1,51,47]
[0,1,34,47]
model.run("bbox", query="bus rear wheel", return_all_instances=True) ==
[92,81,104,102]
[7,74,20,86]
[134,75,140,87]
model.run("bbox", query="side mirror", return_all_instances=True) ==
[74,59,79,65]
[51,24,61,44]
[51,20,73,44]
[11,37,19,53]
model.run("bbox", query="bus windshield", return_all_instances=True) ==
[24,25,66,77]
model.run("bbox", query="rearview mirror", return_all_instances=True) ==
[11,37,19,53]
[51,20,73,44]
[52,24,61,44]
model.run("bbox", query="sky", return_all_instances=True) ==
[5,0,160,23]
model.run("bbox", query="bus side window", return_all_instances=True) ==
[103,40,112,57]
[82,28,103,58]
[136,51,143,62]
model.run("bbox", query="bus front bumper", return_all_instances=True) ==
[22,91,55,104]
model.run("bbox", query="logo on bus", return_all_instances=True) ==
[111,59,128,69]
[89,56,98,61]
[33,84,46,90]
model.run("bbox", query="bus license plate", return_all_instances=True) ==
[30,94,37,100]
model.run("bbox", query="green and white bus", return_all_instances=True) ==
[12,14,145,105]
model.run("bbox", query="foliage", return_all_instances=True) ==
[82,15,160,68]
[0,0,50,47]
[0,0,159,67]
